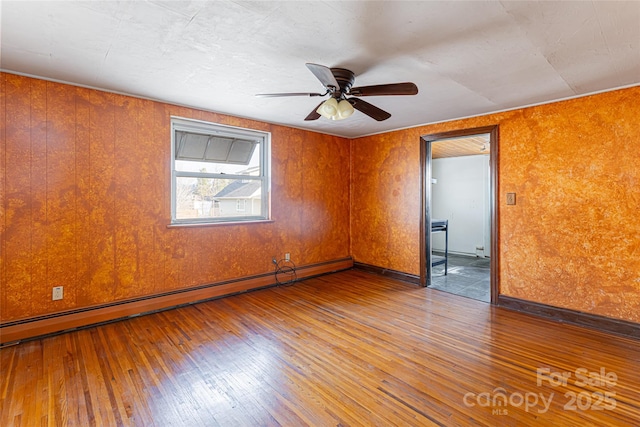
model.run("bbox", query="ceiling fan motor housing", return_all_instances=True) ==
[330,68,355,97]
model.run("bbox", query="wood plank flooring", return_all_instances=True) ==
[2,270,639,426]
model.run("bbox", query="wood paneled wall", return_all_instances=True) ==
[3,72,639,329]
[351,86,640,323]
[0,73,350,322]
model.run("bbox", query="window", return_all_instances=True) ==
[171,117,270,224]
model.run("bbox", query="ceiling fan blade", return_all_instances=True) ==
[349,82,418,96]
[306,63,340,90]
[304,101,324,121]
[350,98,391,121]
[256,92,324,98]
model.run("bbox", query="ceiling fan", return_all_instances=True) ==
[256,63,418,122]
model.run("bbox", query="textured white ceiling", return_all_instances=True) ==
[2,1,639,138]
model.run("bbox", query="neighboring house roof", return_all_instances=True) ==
[214,181,261,199]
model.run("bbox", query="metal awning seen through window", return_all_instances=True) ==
[175,131,258,165]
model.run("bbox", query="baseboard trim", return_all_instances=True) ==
[0,257,353,345]
[353,262,421,285]
[498,295,640,340]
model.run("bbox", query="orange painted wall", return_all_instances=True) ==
[0,73,350,322]
[351,86,640,323]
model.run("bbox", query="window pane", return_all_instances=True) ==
[175,177,262,220]
[175,131,260,164]
[174,143,260,175]
[171,117,269,224]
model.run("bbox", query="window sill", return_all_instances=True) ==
[167,219,274,229]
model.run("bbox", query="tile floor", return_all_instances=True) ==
[429,253,490,302]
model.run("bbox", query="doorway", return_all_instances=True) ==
[419,126,498,304]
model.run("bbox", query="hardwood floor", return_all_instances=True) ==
[2,270,639,426]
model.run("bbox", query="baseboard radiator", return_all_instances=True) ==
[0,257,353,345]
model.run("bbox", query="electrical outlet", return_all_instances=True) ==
[285,253,290,262]
[52,286,63,301]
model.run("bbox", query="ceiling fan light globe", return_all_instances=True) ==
[337,100,354,119]
[317,98,339,119]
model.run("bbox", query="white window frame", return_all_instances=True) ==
[171,117,270,224]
